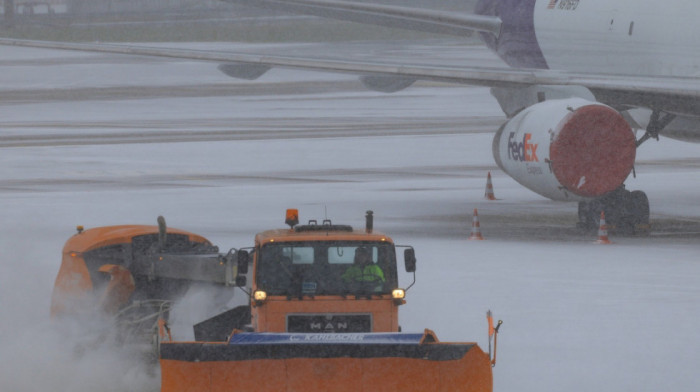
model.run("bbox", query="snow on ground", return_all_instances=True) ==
[0,43,699,392]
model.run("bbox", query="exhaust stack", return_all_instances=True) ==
[365,210,374,233]
[157,215,167,250]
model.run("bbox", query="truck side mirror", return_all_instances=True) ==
[404,248,416,272]
[237,250,249,275]
[235,275,247,287]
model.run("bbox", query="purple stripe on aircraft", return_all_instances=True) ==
[475,0,548,69]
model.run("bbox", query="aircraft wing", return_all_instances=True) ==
[219,0,502,37]
[1,34,696,226]
[1,37,699,111]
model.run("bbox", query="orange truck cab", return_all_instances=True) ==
[240,209,415,334]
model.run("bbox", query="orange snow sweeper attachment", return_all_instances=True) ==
[51,219,225,318]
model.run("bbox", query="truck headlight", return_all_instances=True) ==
[392,289,405,300]
[254,290,267,302]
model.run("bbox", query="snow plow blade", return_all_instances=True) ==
[160,330,492,392]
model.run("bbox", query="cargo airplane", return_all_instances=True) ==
[2,0,699,233]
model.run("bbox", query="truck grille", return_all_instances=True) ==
[287,314,371,333]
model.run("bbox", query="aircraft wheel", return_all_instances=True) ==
[630,190,650,235]
[578,200,603,230]
[576,187,650,235]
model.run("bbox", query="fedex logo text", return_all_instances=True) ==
[508,132,539,162]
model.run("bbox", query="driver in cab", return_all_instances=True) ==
[341,246,385,290]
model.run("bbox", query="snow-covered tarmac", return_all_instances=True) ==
[0,41,699,391]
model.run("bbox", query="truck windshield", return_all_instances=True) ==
[257,241,398,296]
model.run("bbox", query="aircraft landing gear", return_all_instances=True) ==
[577,186,650,235]
[576,108,672,235]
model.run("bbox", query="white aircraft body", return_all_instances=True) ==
[536,0,700,78]
[1,0,698,233]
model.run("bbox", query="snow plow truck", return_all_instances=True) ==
[52,210,501,392]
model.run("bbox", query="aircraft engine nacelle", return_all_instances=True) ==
[492,98,636,201]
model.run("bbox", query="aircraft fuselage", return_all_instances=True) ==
[476,0,700,77]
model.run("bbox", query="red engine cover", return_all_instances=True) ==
[550,105,636,198]
[493,98,636,201]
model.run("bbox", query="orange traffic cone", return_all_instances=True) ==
[595,211,612,244]
[469,208,485,240]
[485,172,496,200]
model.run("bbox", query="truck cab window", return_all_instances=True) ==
[257,241,397,296]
